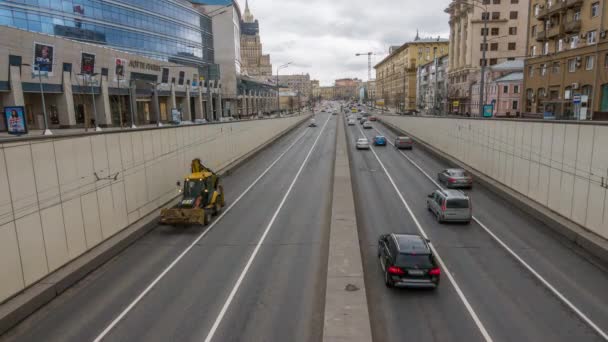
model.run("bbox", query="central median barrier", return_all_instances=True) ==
[0,114,310,334]
[379,114,608,264]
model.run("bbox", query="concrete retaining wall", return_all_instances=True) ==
[381,116,608,240]
[0,117,306,303]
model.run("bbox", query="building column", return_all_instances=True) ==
[217,93,223,119]
[151,87,160,124]
[170,83,177,109]
[129,81,138,126]
[95,76,112,126]
[194,87,204,120]
[0,65,25,130]
[460,20,466,68]
[449,23,455,68]
[55,70,76,127]
[184,86,192,121]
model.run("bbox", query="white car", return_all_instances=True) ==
[356,138,370,150]
[363,121,373,129]
[347,119,356,126]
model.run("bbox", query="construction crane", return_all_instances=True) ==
[355,52,375,81]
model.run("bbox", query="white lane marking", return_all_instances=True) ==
[373,125,608,341]
[204,114,332,342]
[93,119,314,342]
[354,124,494,342]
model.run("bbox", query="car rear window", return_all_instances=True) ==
[446,199,469,208]
[396,254,434,268]
[450,170,469,177]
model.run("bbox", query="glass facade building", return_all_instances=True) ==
[0,0,213,67]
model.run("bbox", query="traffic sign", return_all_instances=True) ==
[573,95,581,104]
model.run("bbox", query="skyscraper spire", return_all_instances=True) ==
[415,29,420,41]
[244,0,254,23]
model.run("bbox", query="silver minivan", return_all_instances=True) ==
[426,189,471,224]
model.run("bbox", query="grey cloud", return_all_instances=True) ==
[240,0,452,85]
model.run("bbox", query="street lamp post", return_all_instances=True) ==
[276,62,292,114]
[78,72,102,131]
[24,63,53,135]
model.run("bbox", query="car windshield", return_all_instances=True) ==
[396,254,434,268]
[446,199,469,208]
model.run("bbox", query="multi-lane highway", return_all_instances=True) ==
[3,105,608,342]
[347,111,608,342]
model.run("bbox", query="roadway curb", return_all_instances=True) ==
[378,118,608,268]
[323,114,372,342]
[0,115,311,337]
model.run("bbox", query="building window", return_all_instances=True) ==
[552,61,561,73]
[534,5,540,16]
[588,31,597,44]
[530,45,537,56]
[481,43,488,51]
[483,0,490,4]
[529,66,534,77]
[543,42,549,55]
[557,39,564,52]
[508,42,516,50]
[509,27,517,35]
[531,25,537,36]
[512,101,518,110]
[510,11,518,19]
[568,59,576,72]
[570,35,580,49]
[480,59,488,66]
[493,0,501,3]
[541,63,547,75]
[586,55,595,70]
[492,12,500,20]
[591,2,600,17]
[481,28,488,36]
[605,53,608,69]
[514,85,520,94]
[491,28,499,35]
[491,43,499,51]
[482,12,490,20]
[503,85,509,93]
[574,10,581,21]
[511,0,519,3]
[490,58,498,65]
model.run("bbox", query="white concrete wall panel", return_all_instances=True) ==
[0,222,24,303]
[0,149,14,226]
[31,142,61,211]
[383,116,608,241]
[62,197,88,258]
[15,213,48,286]
[5,144,38,220]
[81,192,102,249]
[39,205,68,272]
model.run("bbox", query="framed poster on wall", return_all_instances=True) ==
[4,106,28,135]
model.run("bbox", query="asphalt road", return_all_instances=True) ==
[1,111,336,342]
[346,112,608,342]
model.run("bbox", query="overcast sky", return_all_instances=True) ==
[237,0,451,86]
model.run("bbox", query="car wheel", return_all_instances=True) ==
[205,211,213,225]
[427,202,432,211]
[214,203,222,216]
[436,213,443,224]
[384,270,393,288]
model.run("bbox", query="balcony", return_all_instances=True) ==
[536,30,547,42]
[565,0,583,9]
[564,19,582,33]
[546,24,564,39]
[536,1,566,20]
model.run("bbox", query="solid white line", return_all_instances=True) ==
[373,125,608,341]
[203,114,332,342]
[92,120,313,342]
[354,124,494,342]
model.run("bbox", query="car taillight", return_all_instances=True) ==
[448,178,456,183]
[387,266,405,275]
[441,200,446,211]
[429,268,441,276]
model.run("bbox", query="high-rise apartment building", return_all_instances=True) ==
[445,0,528,115]
[524,0,607,119]
[278,74,312,99]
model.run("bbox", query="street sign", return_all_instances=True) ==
[483,104,493,118]
[573,95,581,104]
[453,101,460,107]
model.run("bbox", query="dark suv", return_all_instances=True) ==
[377,233,440,289]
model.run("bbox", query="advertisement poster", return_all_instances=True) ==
[4,106,28,135]
[161,68,169,83]
[483,104,494,118]
[81,52,95,75]
[33,42,54,76]
[115,58,127,80]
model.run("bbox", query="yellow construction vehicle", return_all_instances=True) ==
[159,158,225,226]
